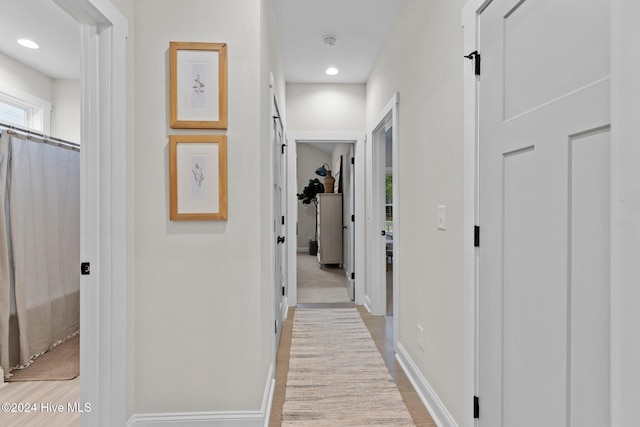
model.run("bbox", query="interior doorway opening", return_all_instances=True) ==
[286,133,365,309]
[369,93,398,342]
[295,141,354,305]
[384,128,394,315]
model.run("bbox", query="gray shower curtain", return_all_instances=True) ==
[0,131,80,377]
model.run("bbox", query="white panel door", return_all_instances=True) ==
[345,146,355,300]
[273,112,285,349]
[478,0,610,426]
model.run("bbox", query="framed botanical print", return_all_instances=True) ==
[169,134,228,220]
[169,42,228,129]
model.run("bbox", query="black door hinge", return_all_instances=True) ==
[465,51,481,76]
[275,321,278,334]
[81,262,91,275]
[351,157,355,165]
[351,214,355,222]
[474,396,480,419]
[474,226,480,247]
[281,144,287,154]
[351,272,355,280]
[282,286,285,296]
[282,215,285,225]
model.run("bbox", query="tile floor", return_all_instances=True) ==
[269,303,437,426]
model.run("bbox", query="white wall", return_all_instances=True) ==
[286,84,364,250]
[51,79,80,143]
[286,83,365,132]
[366,0,466,424]
[0,51,52,103]
[133,0,276,415]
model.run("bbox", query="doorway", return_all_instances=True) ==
[0,0,128,425]
[296,141,353,305]
[286,133,365,308]
[369,94,398,326]
[384,129,394,315]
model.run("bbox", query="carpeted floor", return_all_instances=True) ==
[281,308,415,426]
[297,253,351,303]
[6,333,79,382]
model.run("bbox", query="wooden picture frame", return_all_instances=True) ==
[170,41,228,129]
[169,135,228,220]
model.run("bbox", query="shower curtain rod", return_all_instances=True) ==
[0,122,80,152]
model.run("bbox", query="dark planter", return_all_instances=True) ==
[308,240,318,256]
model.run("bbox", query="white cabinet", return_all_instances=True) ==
[316,193,343,265]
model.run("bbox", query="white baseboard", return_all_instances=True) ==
[127,365,275,427]
[396,343,458,427]
[296,247,307,253]
[364,295,373,313]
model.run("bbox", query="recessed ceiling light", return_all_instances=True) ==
[325,67,339,76]
[18,39,39,49]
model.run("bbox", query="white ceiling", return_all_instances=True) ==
[0,0,79,79]
[0,0,405,83]
[274,0,406,83]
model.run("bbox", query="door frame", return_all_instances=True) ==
[286,132,365,307]
[462,1,640,425]
[368,94,398,346]
[55,0,128,425]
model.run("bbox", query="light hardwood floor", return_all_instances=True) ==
[0,377,80,426]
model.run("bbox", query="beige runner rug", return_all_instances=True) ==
[282,308,415,426]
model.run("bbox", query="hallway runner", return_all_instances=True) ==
[281,308,414,426]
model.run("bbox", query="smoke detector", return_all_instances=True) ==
[323,36,336,47]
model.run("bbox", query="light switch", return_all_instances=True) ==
[437,205,446,230]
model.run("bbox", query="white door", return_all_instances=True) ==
[345,147,355,300]
[478,1,610,426]
[273,110,286,349]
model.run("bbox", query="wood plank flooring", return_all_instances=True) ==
[0,377,80,426]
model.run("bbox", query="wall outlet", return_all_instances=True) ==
[437,205,446,230]
[417,324,425,351]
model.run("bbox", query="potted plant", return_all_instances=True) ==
[296,178,325,255]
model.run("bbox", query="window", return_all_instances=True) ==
[0,100,27,126]
[0,85,51,133]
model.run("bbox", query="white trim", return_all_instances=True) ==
[286,132,366,307]
[610,1,640,426]
[126,365,275,427]
[461,1,488,426]
[396,343,458,427]
[54,0,129,426]
[127,412,264,427]
[364,295,373,314]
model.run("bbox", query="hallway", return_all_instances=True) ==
[269,304,436,426]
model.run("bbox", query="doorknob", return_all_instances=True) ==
[277,236,286,244]
[381,230,386,236]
